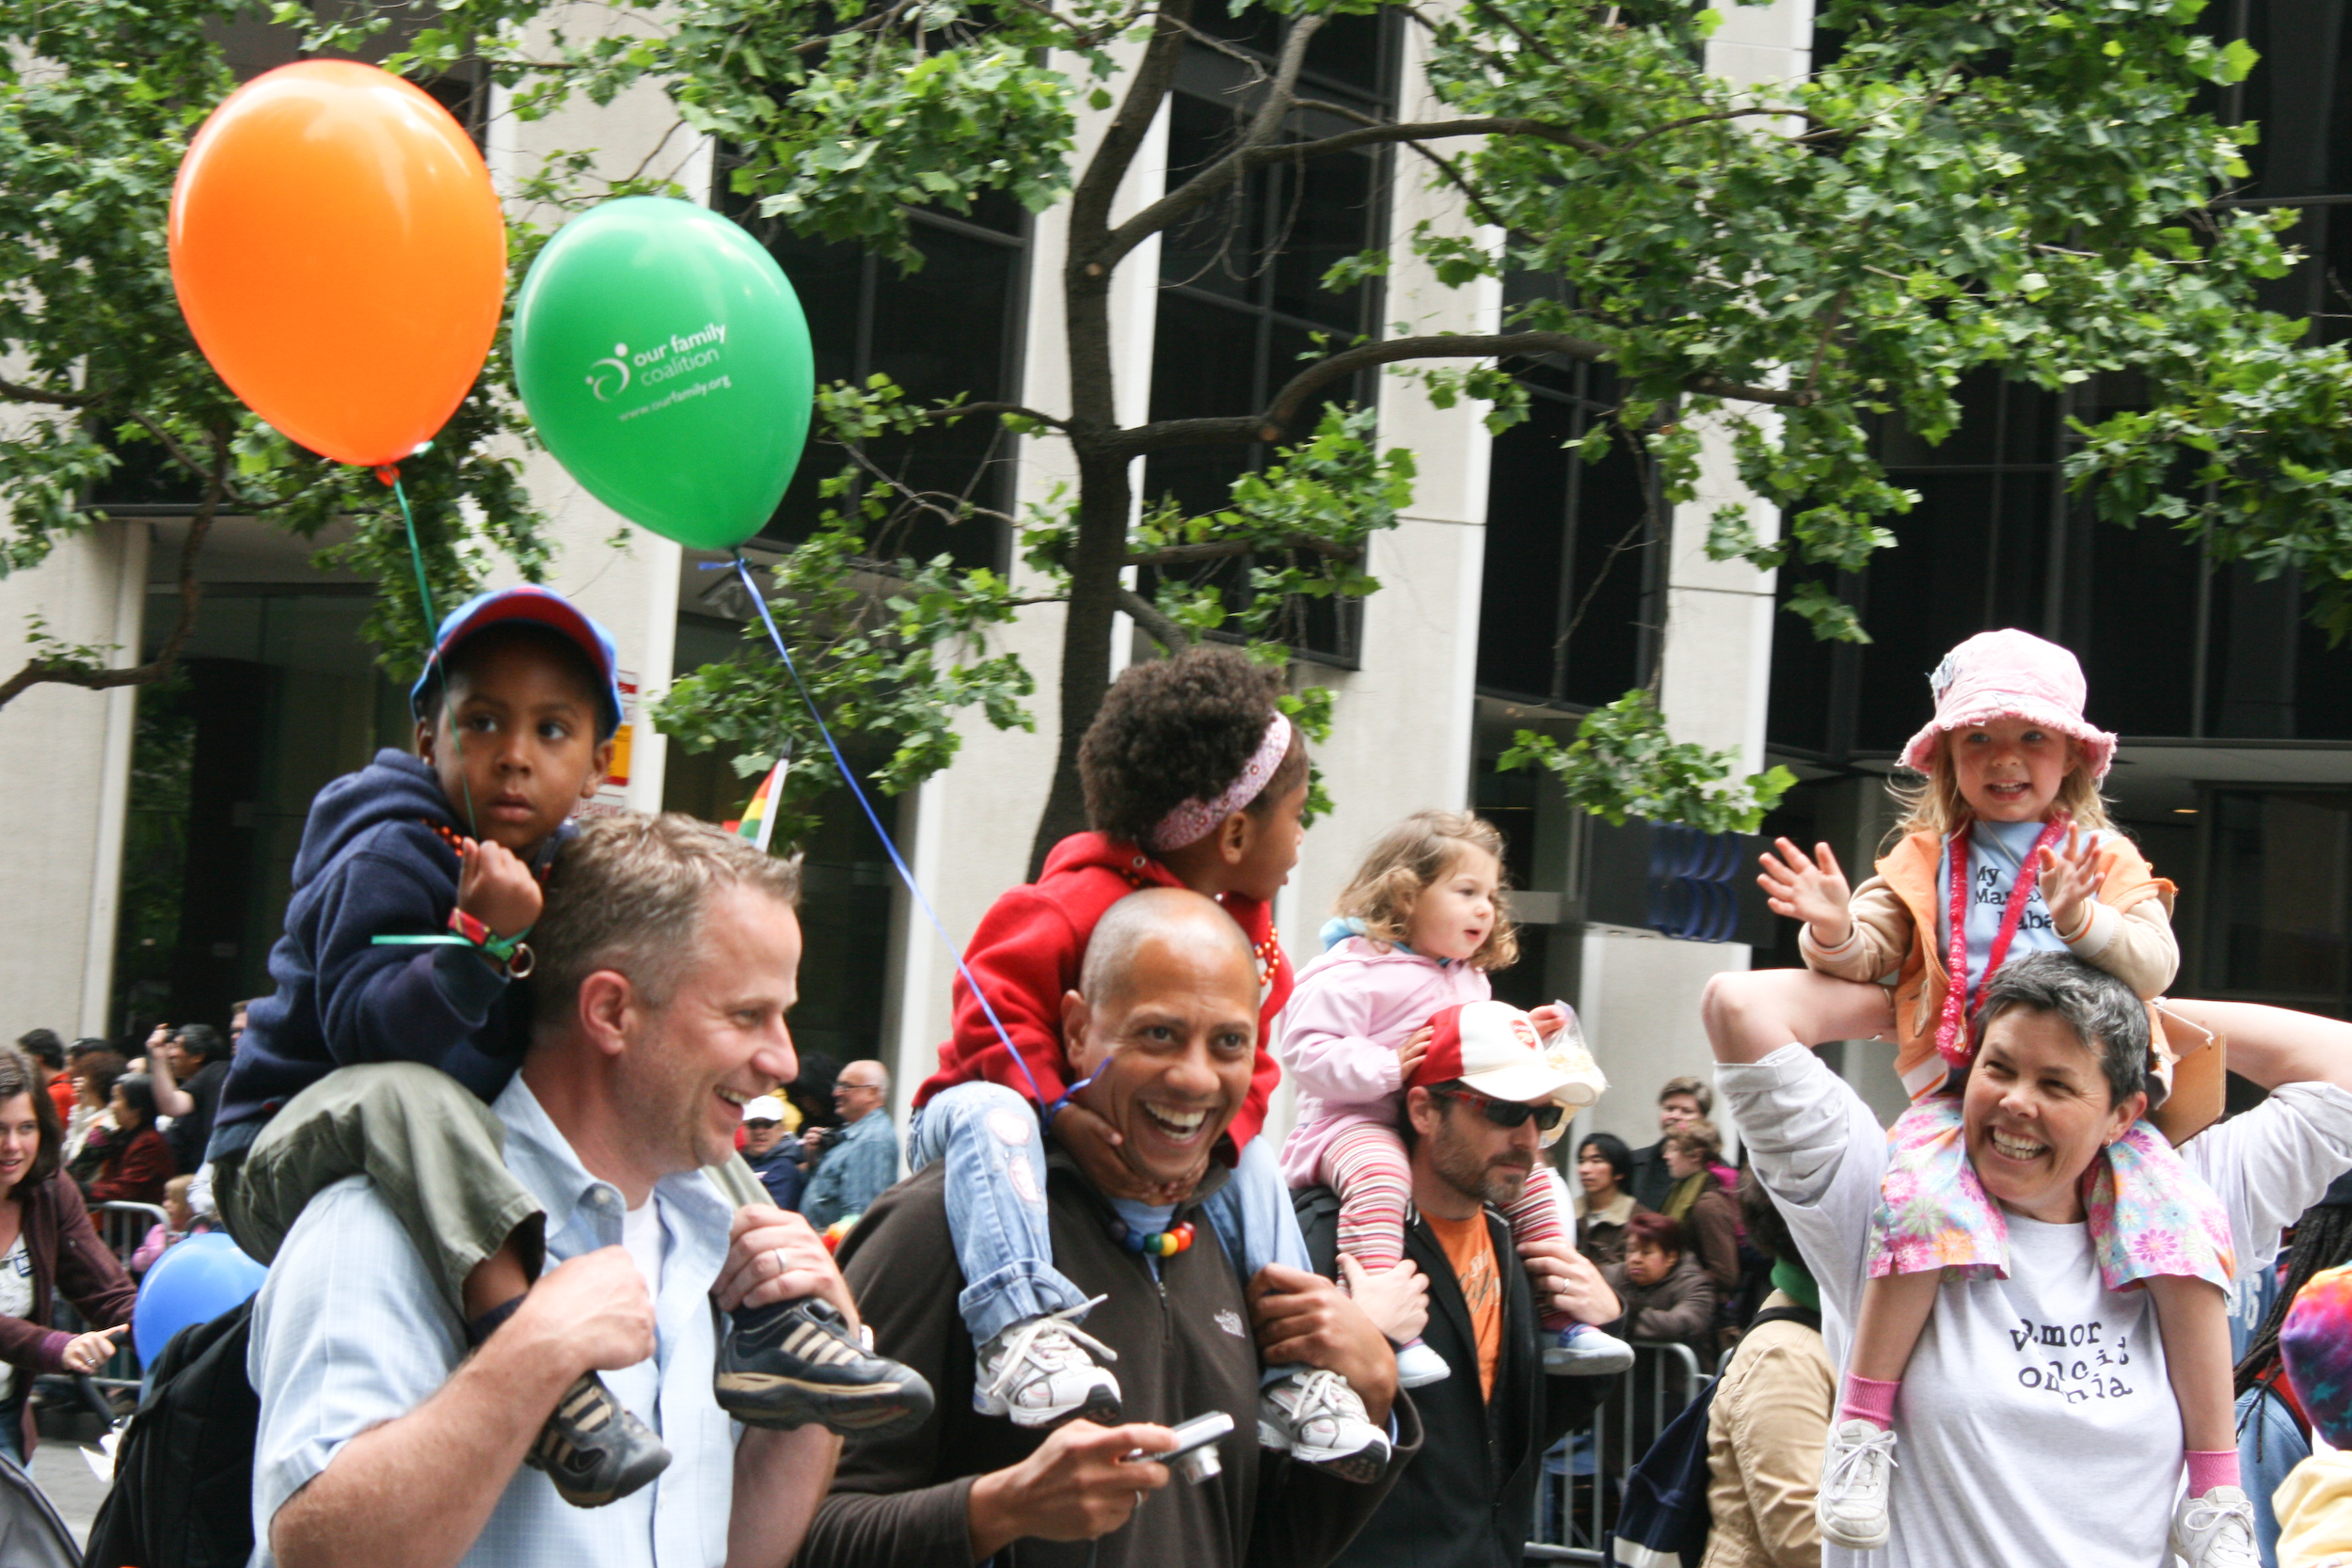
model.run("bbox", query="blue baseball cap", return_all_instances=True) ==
[409,585,625,739]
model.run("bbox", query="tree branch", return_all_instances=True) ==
[1100,116,1609,269]
[1126,533,1361,566]
[926,402,1072,432]
[0,375,103,408]
[1118,587,1195,652]
[0,437,223,712]
[1103,331,1814,458]
[1067,0,1195,249]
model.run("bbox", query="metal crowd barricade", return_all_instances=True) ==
[1526,1340,1709,1564]
[72,1201,170,1392]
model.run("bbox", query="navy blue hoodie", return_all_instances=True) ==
[216,750,542,1133]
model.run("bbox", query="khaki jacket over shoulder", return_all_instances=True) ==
[1798,829,2178,1094]
[1700,1291,1836,1568]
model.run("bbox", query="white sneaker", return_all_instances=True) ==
[1257,1369,1391,1484]
[1393,1341,1451,1388]
[1816,1418,1898,1551]
[2172,1486,2258,1568]
[1545,1323,1634,1376]
[973,1302,1122,1428]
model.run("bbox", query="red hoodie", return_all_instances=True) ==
[915,832,1292,1148]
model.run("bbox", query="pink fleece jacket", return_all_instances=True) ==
[1275,936,1491,1190]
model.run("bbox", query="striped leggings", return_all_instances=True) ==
[1321,1120,1574,1332]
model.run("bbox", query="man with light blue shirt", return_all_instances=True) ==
[799,1061,897,1229]
[248,814,853,1568]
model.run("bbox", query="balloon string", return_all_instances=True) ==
[727,553,1052,1117]
[379,465,478,839]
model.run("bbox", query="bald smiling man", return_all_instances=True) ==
[800,889,1418,1568]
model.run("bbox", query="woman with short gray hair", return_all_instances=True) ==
[1705,954,2352,1568]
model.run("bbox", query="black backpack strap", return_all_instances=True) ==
[1741,1303,1822,1338]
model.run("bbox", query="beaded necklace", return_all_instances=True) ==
[1107,1217,1197,1257]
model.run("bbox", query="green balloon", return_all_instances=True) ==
[514,197,813,552]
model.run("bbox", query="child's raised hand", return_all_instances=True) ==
[1054,1101,1204,1206]
[456,837,542,938]
[1395,1025,1433,1082]
[2036,826,2105,942]
[1756,838,1853,946]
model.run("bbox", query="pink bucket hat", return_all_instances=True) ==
[1899,629,2117,782]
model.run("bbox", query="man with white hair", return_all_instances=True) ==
[802,1059,898,1228]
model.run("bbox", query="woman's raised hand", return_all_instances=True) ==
[1756,838,1854,947]
[2037,826,2106,942]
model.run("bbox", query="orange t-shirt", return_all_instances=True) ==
[1424,1208,1502,1401]
[46,1076,72,1124]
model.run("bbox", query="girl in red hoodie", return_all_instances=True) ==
[908,646,1391,1479]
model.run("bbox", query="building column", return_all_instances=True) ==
[1570,0,1811,1148]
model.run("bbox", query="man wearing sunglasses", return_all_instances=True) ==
[1296,1000,1625,1568]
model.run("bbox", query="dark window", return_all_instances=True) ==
[1765,371,2352,757]
[1475,338,1661,709]
[1138,1,1399,665]
[717,176,1028,574]
[2201,789,2352,1013]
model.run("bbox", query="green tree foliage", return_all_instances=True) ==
[34,0,2350,847]
[0,0,548,711]
[1499,695,1797,834]
[395,0,2339,848]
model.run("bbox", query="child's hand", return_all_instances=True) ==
[2037,827,2106,942]
[1757,838,1854,947]
[456,837,542,938]
[1054,1101,1202,1205]
[1529,1004,1568,1036]
[1395,1025,1433,1082]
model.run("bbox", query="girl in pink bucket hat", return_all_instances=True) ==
[1756,629,2249,1562]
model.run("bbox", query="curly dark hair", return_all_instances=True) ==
[1078,646,1309,847]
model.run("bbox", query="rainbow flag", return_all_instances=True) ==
[736,759,788,853]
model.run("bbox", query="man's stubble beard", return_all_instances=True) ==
[1429,1119,1534,1211]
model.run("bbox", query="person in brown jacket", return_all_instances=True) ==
[1703,1173,1834,1568]
[804,889,1418,1568]
[0,1047,138,1465]
[1660,1124,1740,1296]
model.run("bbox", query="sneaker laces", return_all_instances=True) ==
[1274,1368,1364,1429]
[982,1298,1119,1405]
[2180,1495,2257,1566]
[1821,1425,1897,1502]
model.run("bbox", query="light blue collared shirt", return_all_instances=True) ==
[247,1076,742,1568]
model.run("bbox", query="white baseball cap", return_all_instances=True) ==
[740,1095,787,1124]
[1410,999,1588,1140]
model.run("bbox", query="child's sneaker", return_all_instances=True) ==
[974,1304,1123,1428]
[716,1296,934,1437]
[1393,1340,1451,1388]
[1256,1369,1391,1484]
[526,1372,672,1508]
[1815,1418,1898,1550]
[2172,1486,2258,1568]
[1544,1322,1633,1376]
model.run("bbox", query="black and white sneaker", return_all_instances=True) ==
[526,1372,672,1509]
[716,1297,934,1438]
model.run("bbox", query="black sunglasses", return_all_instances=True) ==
[1430,1085,1565,1132]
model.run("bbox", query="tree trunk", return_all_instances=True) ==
[1028,0,1193,876]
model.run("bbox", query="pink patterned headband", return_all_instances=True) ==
[1143,713,1295,852]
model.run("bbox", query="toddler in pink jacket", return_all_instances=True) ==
[1277,810,1628,1386]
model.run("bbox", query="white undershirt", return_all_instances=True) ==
[608,1198,669,1433]
[621,1197,667,1299]
[0,1237,28,1403]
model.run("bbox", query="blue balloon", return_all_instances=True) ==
[134,1231,267,1365]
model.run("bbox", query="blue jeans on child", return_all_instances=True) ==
[909,1080,1312,1377]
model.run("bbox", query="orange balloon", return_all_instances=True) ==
[168,61,505,467]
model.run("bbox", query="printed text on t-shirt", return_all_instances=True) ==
[2008,1315,2136,1403]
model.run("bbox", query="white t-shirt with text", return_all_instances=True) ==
[1723,1044,2352,1567]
